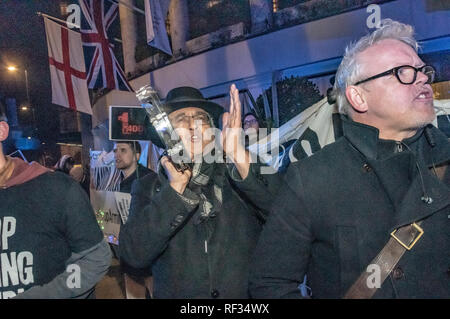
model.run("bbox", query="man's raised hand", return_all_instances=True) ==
[221,84,250,179]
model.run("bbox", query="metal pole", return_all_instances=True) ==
[37,12,123,44]
[24,69,36,131]
[24,69,30,106]
[37,12,80,29]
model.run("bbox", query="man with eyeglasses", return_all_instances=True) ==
[250,19,450,299]
[119,86,275,298]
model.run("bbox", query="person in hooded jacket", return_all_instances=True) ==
[0,107,111,299]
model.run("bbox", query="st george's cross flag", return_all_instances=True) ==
[44,18,92,114]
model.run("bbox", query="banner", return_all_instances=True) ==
[90,190,132,245]
[250,98,450,172]
[90,150,122,192]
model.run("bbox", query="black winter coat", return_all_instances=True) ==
[119,164,153,194]
[250,118,450,299]
[119,163,276,298]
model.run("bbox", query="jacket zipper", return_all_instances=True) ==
[203,222,214,296]
[395,142,403,153]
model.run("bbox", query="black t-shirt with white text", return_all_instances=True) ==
[0,172,103,299]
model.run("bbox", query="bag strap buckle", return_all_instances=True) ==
[390,222,424,251]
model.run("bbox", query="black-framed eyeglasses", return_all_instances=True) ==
[354,65,436,86]
[171,112,212,127]
[243,118,258,126]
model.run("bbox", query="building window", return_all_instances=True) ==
[188,0,251,39]
[59,109,81,134]
[276,0,308,11]
[272,0,393,28]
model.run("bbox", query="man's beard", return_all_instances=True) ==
[411,106,436,131]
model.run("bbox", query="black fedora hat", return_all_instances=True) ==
[147,86,224,149]
[162,87,224,126]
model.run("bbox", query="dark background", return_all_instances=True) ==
[0,1,62,144]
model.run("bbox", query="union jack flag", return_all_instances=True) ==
[79,0,133,92]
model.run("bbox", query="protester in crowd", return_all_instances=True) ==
[243,111,295,174]
[249,19,450,299]
[119,85,277,298]
[54,154,90,195]
[243,112,261,134]
[114,141,152,193]
[0,107,111,299]
[113,141,154,298]
[54,154,75,174]
[69,164,91,196]
[243,112,262,149]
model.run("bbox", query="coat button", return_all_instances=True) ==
[211,289,220,298]
[392,267,404,280]
[362,163,372,172]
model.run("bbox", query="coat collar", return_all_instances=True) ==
[341,116,450,229]
[341,116,450,167]
[342,116,380,160]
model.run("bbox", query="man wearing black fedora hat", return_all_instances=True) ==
[119,84,276,298]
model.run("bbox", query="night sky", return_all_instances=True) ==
[0,0,64,144]
[0,0,124,159]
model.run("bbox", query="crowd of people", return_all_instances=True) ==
[0,19,448,299]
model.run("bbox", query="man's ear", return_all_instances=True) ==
[135,152,141,162]
[0,122,9,142]
[345,86,368,113]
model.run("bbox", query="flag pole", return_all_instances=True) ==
[37,11,122,44]
[36,12,80,30]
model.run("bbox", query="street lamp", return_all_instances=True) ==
[7,65,30,107]
[6,65,35,128]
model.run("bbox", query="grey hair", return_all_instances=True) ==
[333,19,419,116]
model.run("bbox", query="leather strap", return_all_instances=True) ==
[433,164,449,182]
[344,163,448,299]
[343,222,423,299]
